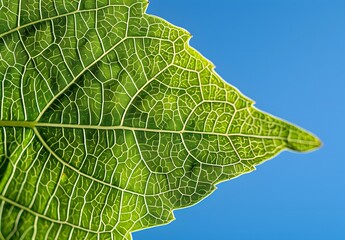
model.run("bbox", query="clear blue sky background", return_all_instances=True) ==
[134,1,345,239]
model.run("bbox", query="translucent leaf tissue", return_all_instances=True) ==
[0,1,320,239]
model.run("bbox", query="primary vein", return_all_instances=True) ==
[0,120,318,146]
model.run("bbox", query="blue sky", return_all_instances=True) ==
[134,1,345,239]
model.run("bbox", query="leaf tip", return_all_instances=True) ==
[285,126,322,153]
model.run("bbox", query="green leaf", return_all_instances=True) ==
[0,0,320,239]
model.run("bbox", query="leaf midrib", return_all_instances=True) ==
[0,120,318,146]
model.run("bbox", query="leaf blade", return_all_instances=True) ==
[0,0,320,239]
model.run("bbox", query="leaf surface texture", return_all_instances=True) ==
[0,1,320,239]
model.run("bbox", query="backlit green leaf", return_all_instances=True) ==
[0,0,320,239]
